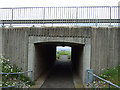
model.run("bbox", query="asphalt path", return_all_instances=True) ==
[41,60,75,88]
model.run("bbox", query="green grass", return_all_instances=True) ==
[57,50,71,55]
[89,65,120,89]
[56,50,71,59]
[100,65,120,86]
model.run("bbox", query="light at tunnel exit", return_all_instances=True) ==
[56,46,71,61]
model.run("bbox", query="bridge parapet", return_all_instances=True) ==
[28,27,91,38]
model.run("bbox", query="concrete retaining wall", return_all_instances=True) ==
[118,28,120,64]
[0,28,2,56]
[1,27,120,76]
[2,28,29,71]
[91,27,119,74]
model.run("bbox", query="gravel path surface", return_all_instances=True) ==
[41,61,75,88]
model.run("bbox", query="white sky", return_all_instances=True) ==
[57,46,71,51]
[0,0,120,8]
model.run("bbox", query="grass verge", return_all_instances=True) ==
[100,65,120,86]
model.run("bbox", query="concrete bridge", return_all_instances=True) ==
[0,7,120,87]
[0,27,120,84]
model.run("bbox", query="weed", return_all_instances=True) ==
[100,65,120,86]
[0,57,34,88]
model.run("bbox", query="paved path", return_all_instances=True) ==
[59,55,69,61]
[41,61,75,88]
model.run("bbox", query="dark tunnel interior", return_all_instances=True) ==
[33,42,84,85]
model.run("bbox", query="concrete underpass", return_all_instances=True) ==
[28,42,91,88]
[1,27,119,88]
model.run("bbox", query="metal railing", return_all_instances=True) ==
[86,70,120,89]
[0,6,120,27]
[0,70,32,88]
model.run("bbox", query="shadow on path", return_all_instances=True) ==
[41,60,75,88]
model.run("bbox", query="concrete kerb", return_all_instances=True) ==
[31,66,54,88]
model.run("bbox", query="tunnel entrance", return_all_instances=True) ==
[28,39,91,86]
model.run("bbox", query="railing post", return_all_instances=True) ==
[109,6,111,27]
[10,9,13,27]
[108,83,110,90]
[86,69,93,84]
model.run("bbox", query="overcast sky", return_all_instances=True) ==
[57,46,71,51]
[0,0,120,8]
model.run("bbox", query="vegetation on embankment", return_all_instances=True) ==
[88,65,120,88]
[56,50,71,60]
[0,57,34,88]
[100,65,120,86]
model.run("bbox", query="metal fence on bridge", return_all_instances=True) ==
[0,6,120,27]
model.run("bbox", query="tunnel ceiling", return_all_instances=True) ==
[34,42,84,47]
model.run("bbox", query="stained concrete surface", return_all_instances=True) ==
[41,60,75,88]
[2,27,119,80]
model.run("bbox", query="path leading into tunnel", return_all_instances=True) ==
[41,58,75,88]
